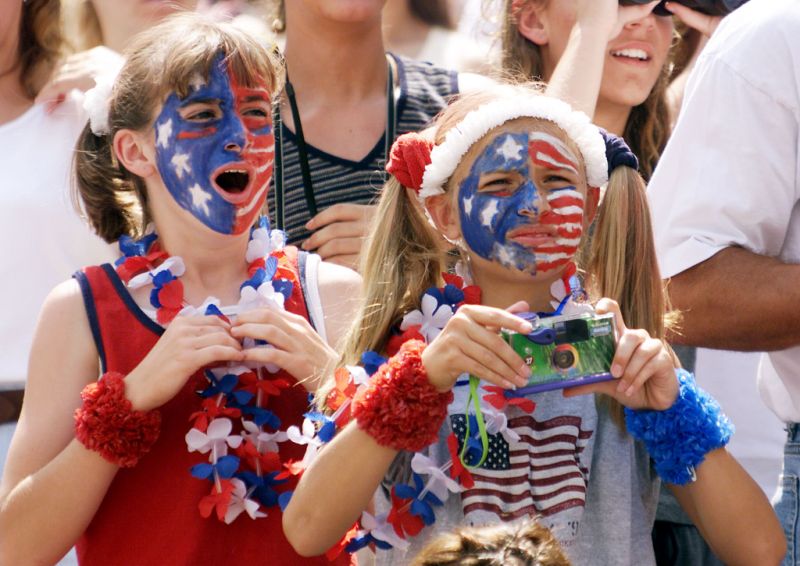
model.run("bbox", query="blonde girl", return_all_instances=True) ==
[0,14,358,565]
[281,85,783,565]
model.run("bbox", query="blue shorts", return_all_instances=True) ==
[775,423,800,565]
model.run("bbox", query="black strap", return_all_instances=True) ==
[272,55,397,231]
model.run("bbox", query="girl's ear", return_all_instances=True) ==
[113,128,158,178]
[517,2,549,46]
[424,193,461,242]
[585,186,600,224]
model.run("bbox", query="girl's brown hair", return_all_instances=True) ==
[498,0,675,180]
[73,13,282,243]
[411,520,571,566]
[18,0,65,98]
[324,86,670,428]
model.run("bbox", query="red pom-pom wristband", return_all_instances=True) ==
[352,340,453,452]
[74,372,161,468]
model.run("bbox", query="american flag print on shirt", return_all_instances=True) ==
[451,410,595,521]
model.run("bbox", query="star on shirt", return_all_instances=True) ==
[497,135,524,161]
[171,152,191,179]
[463,195,474,216]
[189,183,212,216]
[480,200,499,228]
[156,119,173,149]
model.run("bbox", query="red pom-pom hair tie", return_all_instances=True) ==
[351,340,452,452]
[74,372,161,468]
[385,132,434,194]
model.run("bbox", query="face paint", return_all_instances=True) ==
[154,54,274,235]
[457,130,585,275]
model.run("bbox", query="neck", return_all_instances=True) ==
[382,0,429,55]
[594,100,631,136]
[94,14,135,53]
[283,11,387,103]
[471,268,561,314]
[155,221,252,305]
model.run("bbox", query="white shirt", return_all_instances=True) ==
[0,91,114,390]
[648,0,800,422]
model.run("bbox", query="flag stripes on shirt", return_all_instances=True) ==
[451,413,594,521]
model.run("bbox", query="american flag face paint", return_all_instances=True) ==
[458,130,584,275]
[154,54,274,235]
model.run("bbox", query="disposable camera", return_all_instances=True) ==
[502,311,616,395]
[619,0,748,16]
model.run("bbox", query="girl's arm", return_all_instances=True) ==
[0,280,244,565]
[670,451,786,566]
[541,1,659,118]
[282,305,533,556]
[0,280,117,564]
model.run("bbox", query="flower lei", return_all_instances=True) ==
[279,265,581,560]
[115,218,306,524]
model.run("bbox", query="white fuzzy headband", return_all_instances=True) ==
[417,95,609,199]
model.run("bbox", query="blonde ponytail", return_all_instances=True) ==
[585,166,673,424]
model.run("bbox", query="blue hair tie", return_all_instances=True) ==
[624,369,733,485]
[599,129,639,175]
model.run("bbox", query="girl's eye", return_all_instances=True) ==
[184,108,219,122]
[480,177,518,195]
[243,107,269,118]
[544,174,572,184]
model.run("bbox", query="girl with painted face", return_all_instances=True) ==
[0,14,360,566]
[281,86,783,565]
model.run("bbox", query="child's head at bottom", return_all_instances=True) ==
[410,519,571,566]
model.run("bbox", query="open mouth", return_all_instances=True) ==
[211,164,253,203]
[610,48,651,63]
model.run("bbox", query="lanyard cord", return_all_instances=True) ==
[272,55,397,231]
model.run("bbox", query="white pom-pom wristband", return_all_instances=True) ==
[418,95,608,199]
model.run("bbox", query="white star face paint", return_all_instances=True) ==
[153,53,274,235]
[457,129,586,275]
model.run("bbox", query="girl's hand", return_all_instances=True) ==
[665,1,721,37]
[231,307,338,392]
[125,315,244,411]
[421,304,534,393]
[573,0,661,41]
[564,298,678,410]
[35,46,124,112]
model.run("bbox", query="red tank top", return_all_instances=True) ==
[74,247,354,566]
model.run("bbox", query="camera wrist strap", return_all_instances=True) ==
[458,375,491,469]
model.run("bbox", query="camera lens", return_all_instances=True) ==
[552,348,576,370]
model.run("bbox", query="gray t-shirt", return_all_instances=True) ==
[374,387,659,565]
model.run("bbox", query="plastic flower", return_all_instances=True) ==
[400,292,453,342]
[185,418,243,457]
[224,478,267,524]
[241,420,288,453]
[410,453,463,501]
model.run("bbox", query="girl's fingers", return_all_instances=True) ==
[235,307,306,334]
[595,298,627,335]
[664,2,720,36]
[505,301,530,314]
[458,349,521,390]
[620,354,664,399]
[463,324,529,383]
[619,338,661,385]
[464,305,534,335]
[610,329,647,380]
[195,345,245,367]
[192,329,242,351]
[231,323,293,350]
[241,345,292,368]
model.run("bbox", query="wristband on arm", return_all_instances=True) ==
[624,369,733,485]
[352,340,453,452]
[74,372,161,468]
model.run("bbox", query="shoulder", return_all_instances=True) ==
[316,261,362,348]
[317,261,362,299]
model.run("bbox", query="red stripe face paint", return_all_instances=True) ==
[154,53,274,235]
[457,129,587,276]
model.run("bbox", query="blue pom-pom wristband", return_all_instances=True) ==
[624,369,734,485]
